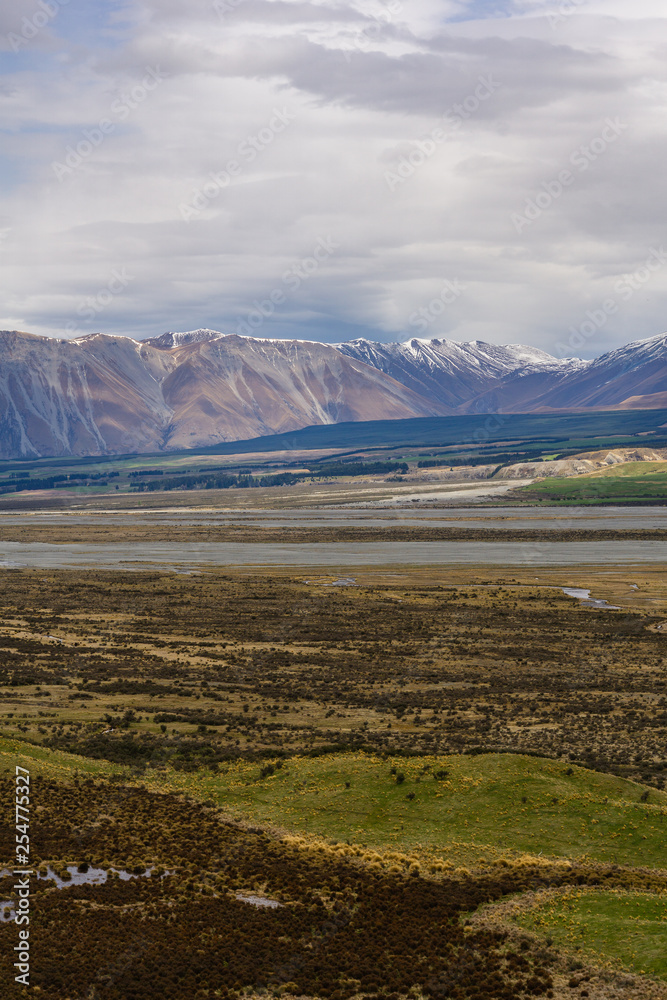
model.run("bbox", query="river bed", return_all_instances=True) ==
[0,538,665,569]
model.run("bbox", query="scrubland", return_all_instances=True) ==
[0,564,665,998]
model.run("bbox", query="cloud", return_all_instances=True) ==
[1,0,667,357]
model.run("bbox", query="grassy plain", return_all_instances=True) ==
[0,566,665,781]
[516,462,667,504]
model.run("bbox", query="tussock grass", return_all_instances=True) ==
[514,888,667,980]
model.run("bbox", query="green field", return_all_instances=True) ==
[514,889,667,979]
[4,739,665,870]
[517,462,667,504]
[162,752,667,868]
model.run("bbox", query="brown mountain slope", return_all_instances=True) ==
[0,331,447,458]
[159,335,450,449]
[0,328,664,458]
[0,331,175,457]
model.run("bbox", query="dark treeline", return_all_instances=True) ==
[130,461,407,492]
[315,460,407,477]
[0,471,119,494]
[418,452,536,469]
[131,472,301,492]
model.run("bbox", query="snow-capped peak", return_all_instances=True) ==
[504,344,558,364]
[144,329,226,350]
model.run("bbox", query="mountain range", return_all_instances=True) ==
[0,328,664,458]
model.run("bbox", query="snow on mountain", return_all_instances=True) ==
[531,332,667,411]
[339,337,583,373]
[0,331,446,458]
[0,329,663,458]
[502,343,587,368]
[335,337,583,411]
[143,329,227,350]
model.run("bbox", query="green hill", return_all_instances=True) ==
[4,739,665,870]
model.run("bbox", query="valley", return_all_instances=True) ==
[4,3,666,995]
[0,397,665,1000]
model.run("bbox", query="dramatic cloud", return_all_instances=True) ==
[1,0,667,356]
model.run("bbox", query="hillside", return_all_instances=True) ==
[0,328,664,458]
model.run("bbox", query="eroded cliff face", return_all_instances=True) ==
[0,332,176,457]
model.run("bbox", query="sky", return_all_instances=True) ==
[1,0,667,357]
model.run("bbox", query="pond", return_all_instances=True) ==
[562,587,621,609]
[0,865,169,921]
